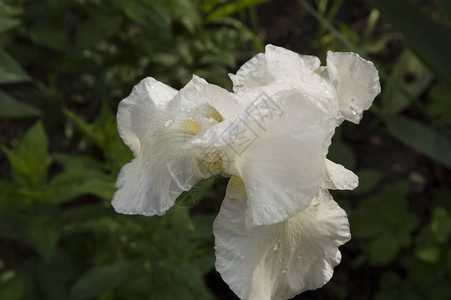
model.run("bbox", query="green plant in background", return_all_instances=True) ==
[303,0,451,299]
[0,0,266,299]
[1,0,451,299]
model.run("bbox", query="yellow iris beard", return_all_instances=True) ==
[183,107,224,177]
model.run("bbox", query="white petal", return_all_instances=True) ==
[214,188,351,300]
[230,45,321,93]
[229,53,266,93]
[238,123,326,228]
[264,44,321,79]
[192,76,245,119]
[117,77,177,155]
[188,89,335,227]
[326,51,381,124]
[113,77,213,216]
[323,159,359,190]
[112,152,201,216]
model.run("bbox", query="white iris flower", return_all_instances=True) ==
[112,45,380,300]
[112,76,224,216]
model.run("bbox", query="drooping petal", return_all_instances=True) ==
[188,88,336,227]
[326,51,381,124]
[237,123,327,228]
[112,77,215,216]
[323,159,359,190]
[214,184,351,300]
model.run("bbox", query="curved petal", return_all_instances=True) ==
[264,44,321,80]
[117,77,177,155]
[326,51,381,124]
[323,159,359,190]
[113,77,213,216]
[192,76,245,119]
[188,89,336,228]
[238,122,327,228]
[229,53,266,93]
[214,187,351,300]
[229,45,322,93]
[112,150,202,216]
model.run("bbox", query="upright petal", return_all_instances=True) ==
[214,186,351,300]
[192,75,244,120]
[326,51,381,124]
[229,53,267,93]
[230,45,321,93]
[117,77,177,155]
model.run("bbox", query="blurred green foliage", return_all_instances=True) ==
[1,0,451,299]
[305,0,451,298]
[0,0,263,298]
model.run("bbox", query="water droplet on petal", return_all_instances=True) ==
[165,120,174,127]
[282,269,287,274]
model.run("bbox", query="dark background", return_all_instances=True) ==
[0,0,450,299]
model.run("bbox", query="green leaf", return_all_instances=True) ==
[0,212,26,239]
[23,215,60,261]
[328,140,356,169]
[47,154,115,203]
[48,174,115,203]
[368,232,399,265]
[0,16,19,33]
[353,169,383,195]
[3,121,50,187]
[364,0,451,85]
[165,0,200,33]
[0,48,30,84]
[350,181,419,266]
[29,25,71,52]
[207,0,269,22]
[425,83,451,124]
[149,260,214,300]
[436,0,451,20]
[385,115,451,169]
[0,180,30,211]
[416,246,440,263]
[175,176,218,208]
[382,51,433,113]
[75,15,122,50]
[430,207,451,243]
[0,90,41,118]
[70,260,141,300]
[59,204,111,225]
[0,271,24,300]
[121,0,171,32]
[65,103,132,171]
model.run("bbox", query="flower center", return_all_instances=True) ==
[182,106,225,177]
